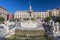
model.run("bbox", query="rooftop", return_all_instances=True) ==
[0,6,8,11]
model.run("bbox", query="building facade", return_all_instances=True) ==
[7,14,13,20]
[14,4,50,20]
[14,10,49,20]
[14,5,60,20]
[0,6,8,20]
[14,11,30,19]
[48,9,60,17]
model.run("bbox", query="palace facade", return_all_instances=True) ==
[14,5,60,20]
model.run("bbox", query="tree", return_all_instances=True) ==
[44,17,52,22]
[31,18,34,21]
[14,18,19,21]
[37,17,39,19]
[10,19,15,21]
[24,18,29,21]
[0,17,4,22]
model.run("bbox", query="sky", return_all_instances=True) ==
[0,0,60,14]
